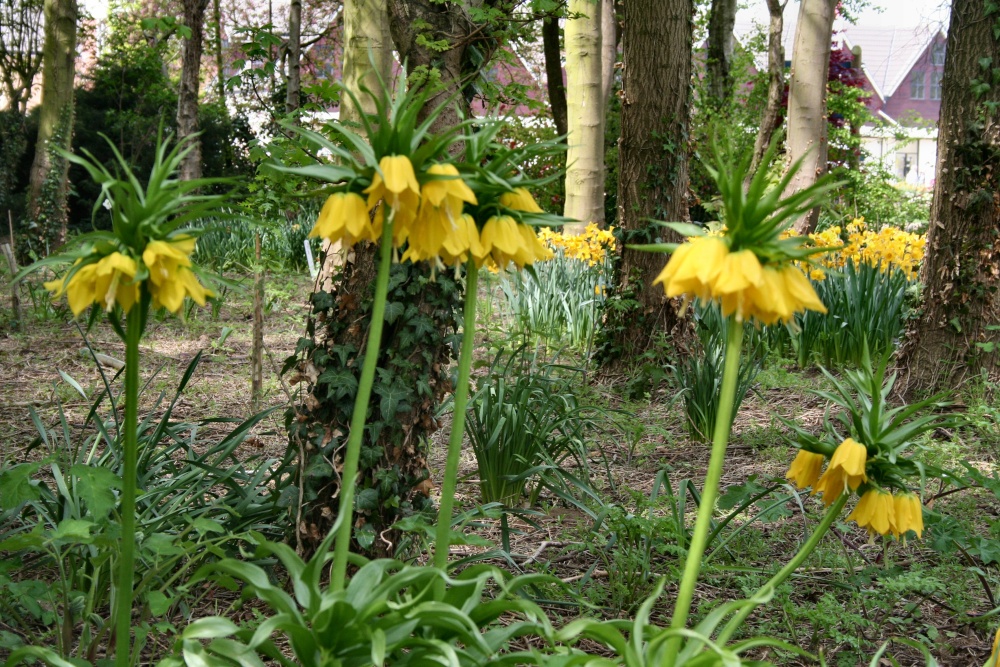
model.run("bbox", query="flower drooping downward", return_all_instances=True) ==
[46,252,140,315]
[812,437,868,505]
[891,492,924,539]
[310,192,376,246]
[786,450,825,490]
[847,487,896,537]
[143,237,214,314]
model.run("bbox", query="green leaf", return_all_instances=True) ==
[656,221,706,238]
[148,590,173,616]
[181,616,240,640]
[0,463,42,510]
[51,518,95,543]
[70,464,120,520]
[191,518,226,535]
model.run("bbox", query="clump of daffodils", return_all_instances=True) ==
[537,223,617,266]
[287,84,562,272]
[647,140,837,326]
[40,137,219,318]
[809,217,926,279]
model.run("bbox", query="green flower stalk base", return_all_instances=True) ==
[434,260,479,581]
[666,320,743,664]
[114,305,143,667]
[330,216,395,592]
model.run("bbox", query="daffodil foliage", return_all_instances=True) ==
[782,348,955,539]
[25,134,231,331]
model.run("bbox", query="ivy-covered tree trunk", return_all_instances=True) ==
[177,0,208,182]
[288,0,499,558]
[705,0,737,105]
[899,0,1000,393]
[785,0,835,234]
[600,0,692,361]
[25,0,78,256]
[563,0,605,231]
[747,0,786,181]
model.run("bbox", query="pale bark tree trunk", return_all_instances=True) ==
[542,15,567,137]
[26,0,78,254]
[705,0,737,105]
[899,0,1000,394]
[177,0,209,182]
[747,0,786,183]
[600,0,616,107]
[563,0,605,232]
[785,0,835,234]
[314,0,392,293]
[604,0,692,359]
[286,0,302,113]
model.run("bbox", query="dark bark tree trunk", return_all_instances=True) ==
[286,0,302,113]
[747,0,786,182]
[25,0,78,255]
[0,0,44,115]
[542,15,568,137]
[177,0,208,182]
[705,0,737,105]
[289,0,501,559]
[601,0,693,361]
[899,0,1000,394]
[212,0,225,103]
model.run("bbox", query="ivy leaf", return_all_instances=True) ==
[320,368,358,400]
[70,464,121,520]
[384,302,405,324]
[356,488,379,512]
[376,381,410,420]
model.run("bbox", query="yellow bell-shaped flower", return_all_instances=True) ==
[891,492,924,539]
[653,236,728,301]
[847,487,896,537]
[143,238,214,313]
[812,437,868,505]
[310,192,375,246]
[785,449,825,490]
[500,187,543,213]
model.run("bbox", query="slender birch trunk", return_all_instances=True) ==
[178,0,209,182]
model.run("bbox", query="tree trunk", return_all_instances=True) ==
[286,0,302,113]
[25,0,78,256]
[212,0,225,103]
[602,0,692,361]
[600,0,616,107]
[290,0,499,559]
[899,0,1000,394]
[785,0,835,234]
[705,0,737,105]
[563,0,605,231]
[747,0,786,182]
[542,15,567,138]
[177,0,208,182]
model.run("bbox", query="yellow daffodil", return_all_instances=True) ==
[847,487,896,537]
[812,437,868,505]
[500,187,543,213]
[310,192,376,246]
[786,449,826,490]
[653,236,728,301]
[891,492,924,539]
[143,239,214,313]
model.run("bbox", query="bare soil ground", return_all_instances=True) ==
[0,271,996,665]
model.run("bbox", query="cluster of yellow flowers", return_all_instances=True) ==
[536,223,617,266]
[44,236,213,316]
[653,236,827,325]
[809,218,926,279]
[310,155,551,270]
[786,438,925,539]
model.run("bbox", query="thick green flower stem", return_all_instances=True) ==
[114,305,143,667]
[330,217,395,593]
[665,319,744,665]
[716,492,848,645]
[434,260,478,579]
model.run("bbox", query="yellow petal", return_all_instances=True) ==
[786,449,825,490]
[379,155,420,196]
[500,187,542,213]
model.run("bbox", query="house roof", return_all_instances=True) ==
[733,15,945,99]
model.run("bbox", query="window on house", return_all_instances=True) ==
[910,71,925,99]
[931,42,946,66]
[930,71,943,100]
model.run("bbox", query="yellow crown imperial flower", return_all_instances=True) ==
[310,191,376,246]
[143,239,214,314]
[46,252,141,316]
[500,187,543,213]
[364,154,421,213]
[812,437,868,505]
[847,487,896,537]
[480,215,523,262]
[512,223,554,267]
[422,163,477,209]
[891,492,925,539]
[785,449,826,490]
[653,236,728,302]
[439,214,486,267]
